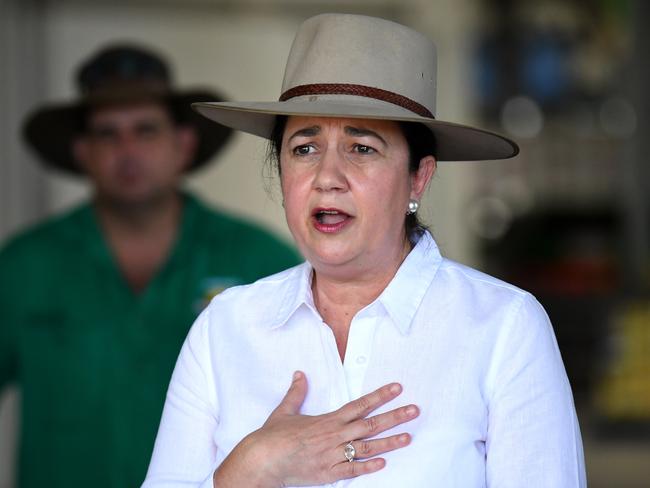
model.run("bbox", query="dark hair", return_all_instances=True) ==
[267,116,436,242]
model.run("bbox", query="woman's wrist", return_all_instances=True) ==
[213,431,280,488]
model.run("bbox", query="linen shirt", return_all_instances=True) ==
[0,193,300,488]
[144,232,586,487]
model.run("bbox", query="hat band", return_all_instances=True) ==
[279,83,434,119]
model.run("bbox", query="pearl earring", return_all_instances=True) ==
[406,199,419,215]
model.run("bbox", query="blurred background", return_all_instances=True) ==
[1,0,648,486]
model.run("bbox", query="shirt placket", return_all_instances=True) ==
[317,317,351,410]
[342,311,377,400]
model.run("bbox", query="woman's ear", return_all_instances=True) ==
[410,155,436,200]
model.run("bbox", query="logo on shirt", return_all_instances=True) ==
[194,276,243,313]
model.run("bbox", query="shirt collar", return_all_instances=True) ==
[270,262,316,329]
[270,232,442,333]
[377,231,442,334]
[77,192,199,300]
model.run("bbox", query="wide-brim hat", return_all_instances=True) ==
[23,44,233,175]
[193,13,518,162]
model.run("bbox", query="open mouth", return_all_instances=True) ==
[312,208,353,232]
[316,209,348,224]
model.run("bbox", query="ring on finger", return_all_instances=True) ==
[344,441,356,462]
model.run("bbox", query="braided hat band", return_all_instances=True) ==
[279,84,434,119]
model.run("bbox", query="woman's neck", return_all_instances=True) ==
[311,237,411,361]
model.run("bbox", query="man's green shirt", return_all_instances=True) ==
[0,193,300,488]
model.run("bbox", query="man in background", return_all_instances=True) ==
[0,44,299,488]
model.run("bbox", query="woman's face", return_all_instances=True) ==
[280,116,435,279]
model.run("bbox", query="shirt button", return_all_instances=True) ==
[356,356,367,365]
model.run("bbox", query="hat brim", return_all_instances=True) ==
[192,97,518,161]
[23,90,233,175]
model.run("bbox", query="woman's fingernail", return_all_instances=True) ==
[405,405,418,416]
[293,371,302,381]
[389,383,401,394]
[399,433,411,443]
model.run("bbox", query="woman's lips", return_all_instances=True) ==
[312,208,353,233]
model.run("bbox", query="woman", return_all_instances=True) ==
[143,13,586,488]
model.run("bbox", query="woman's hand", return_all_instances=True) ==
[213,371,419,488]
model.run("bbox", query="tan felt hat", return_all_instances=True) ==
[193,13,518,162]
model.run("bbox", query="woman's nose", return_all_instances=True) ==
[312,148,348,192]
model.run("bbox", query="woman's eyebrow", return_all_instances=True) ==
[344,126,387,146]
[288,126,321,141]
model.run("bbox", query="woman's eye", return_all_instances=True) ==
[293,145,315,156]
[354,144,375,154]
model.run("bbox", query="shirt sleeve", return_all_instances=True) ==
[485,293,586,488]
[142,308,220,488]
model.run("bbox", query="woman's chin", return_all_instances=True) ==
[304,246,357,273]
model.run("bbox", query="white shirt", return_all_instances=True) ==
[143,232,586,487]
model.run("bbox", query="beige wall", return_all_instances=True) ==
[42,3,303,240]
[0,2,481,486]
[41,0,481,261]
